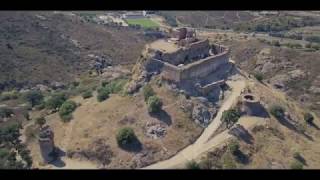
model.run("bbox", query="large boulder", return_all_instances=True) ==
[192,103,214,127]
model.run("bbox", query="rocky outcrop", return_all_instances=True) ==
[192,103,217,127]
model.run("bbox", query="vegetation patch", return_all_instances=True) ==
[23,90,43,107]
[147,95,163,113]
[45,92,67,110]
[58,100,77,122]
[116,127,137,147]
[221,109,241,128]
[125,18,159,29]
[81,90,93,99]
[185,160,200,169]
[269,105,285,120]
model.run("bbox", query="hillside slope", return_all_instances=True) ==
[0,11,149,90]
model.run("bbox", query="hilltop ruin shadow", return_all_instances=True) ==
[149,109,172,126]
[48,147,66,167]
[277,116,314,141]
[119,139,143,153]
[234,150,250,165]
[228,124,254,144]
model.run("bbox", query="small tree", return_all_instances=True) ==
[0,107,14,118]
[221,109,240,128]
[228,141,240,155]
[35,117,46,127]
[147,95,162,113]
[59,100,77,122]
[116,127,136,147]
[269,105,285,120]
[45,92,67,110]
[304,112,314,124]
[82,90,93,99]
[97,87,110,102]
[186,160,200,169]
[253,72,264,82]
[23,91,43,107]
[143,84,155,102]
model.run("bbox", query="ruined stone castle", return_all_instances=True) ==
[145,27,233,99]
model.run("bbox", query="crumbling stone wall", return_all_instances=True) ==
[160,39,211,65]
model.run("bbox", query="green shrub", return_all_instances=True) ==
[228,141,240,155]
[59,100,77,122]
[35,117,46,127]
[290,160,303,169]
[304,112,314,124]
[0,107,14,118]
[293,152,301,160]
[97,87,110,102]
[23,91,43,107]
[143,84,155,102]
[222,154,237,169]
[60,113,73,122]
[186,160,200,169]
[82,90,93,99]
[35,102,45,110]
[71,81,80,87]
[0,91,19,101]
[271,40,280,47]
[221,109,240,128]
[253,72,264,82]
[105,78,128,94]
[101,80,108,87]
[147,95,162,113]
[116,127,136,146]
[269,105,285,120]
[45,92,67,110]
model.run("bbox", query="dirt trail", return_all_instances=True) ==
[144,79,246,169]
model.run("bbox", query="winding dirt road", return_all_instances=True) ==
[143,79,246,169]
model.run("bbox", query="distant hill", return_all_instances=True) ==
[0,11,149,90]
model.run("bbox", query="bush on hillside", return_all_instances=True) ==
[58,100,77,122]
[23,91,43,107]
[0,91,19,101]
[45,92,67,110]
[35,117,46,127]
[290,160,303,169]
[221,109,240,128]
[0,107,14,118]
[253,72,264,82]
[143,84,155,102]
[185,160,200,169]
[116,127,137,147]
[97,87,110,102]
[147,95,162,113]
[82,90,93,99]
[269,105,285,120]
[228,141,240,155]
[304,112,314,124]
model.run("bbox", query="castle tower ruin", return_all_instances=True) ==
[38,125,56,163]
[240,93,266,117]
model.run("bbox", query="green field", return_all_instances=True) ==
[125,18,159,28]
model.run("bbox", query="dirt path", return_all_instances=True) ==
[143,79,246,169]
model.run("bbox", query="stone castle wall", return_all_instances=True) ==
[161,39,211,65]
[151,45,229,83]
